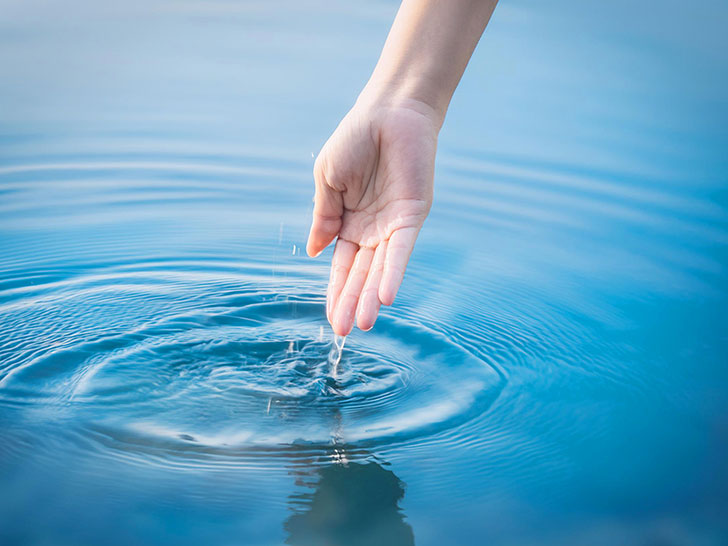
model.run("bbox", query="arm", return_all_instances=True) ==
[364,0,498,129]
[307,0,498,336]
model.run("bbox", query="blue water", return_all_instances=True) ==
[1,1,727,544]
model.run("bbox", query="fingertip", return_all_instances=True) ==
[357,314,376,332]
[332,317,353,337]
[357,289,382,331]
[306,231,328,258]
[306,242,321,258]
[378,285,397,307]
[307,217,341,258]
[333,303,355,336]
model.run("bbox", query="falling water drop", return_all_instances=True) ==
[327,335,347,379]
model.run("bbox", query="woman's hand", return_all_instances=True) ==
[306,97,438,336]
[306,0,497,335]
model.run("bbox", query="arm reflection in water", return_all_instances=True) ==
[285,456,414,546]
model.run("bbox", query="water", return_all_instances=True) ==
[1,0,727,544]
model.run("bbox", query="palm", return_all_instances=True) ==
[307,103,437,335]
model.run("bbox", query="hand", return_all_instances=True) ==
[306,97,437,336]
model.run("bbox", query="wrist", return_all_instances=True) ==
[356,74,447,131]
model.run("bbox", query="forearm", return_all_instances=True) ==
[358,0,498,128]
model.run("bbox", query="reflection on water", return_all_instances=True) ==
[286,457,414,546]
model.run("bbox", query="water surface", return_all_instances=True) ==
[1,0,727,544]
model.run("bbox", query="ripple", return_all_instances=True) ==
[0,265,502,467]
[2,153,722,482]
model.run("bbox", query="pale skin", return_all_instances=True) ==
[307,0,498,336]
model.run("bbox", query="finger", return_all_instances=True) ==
[379,227,419,306]
[333,246,375,336]
[327,239,358,324]
[307,161,342,257]
[356,241,387,331]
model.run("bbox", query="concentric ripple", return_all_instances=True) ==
[0,263,502,462]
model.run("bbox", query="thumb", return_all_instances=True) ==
[306,161,343,257]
